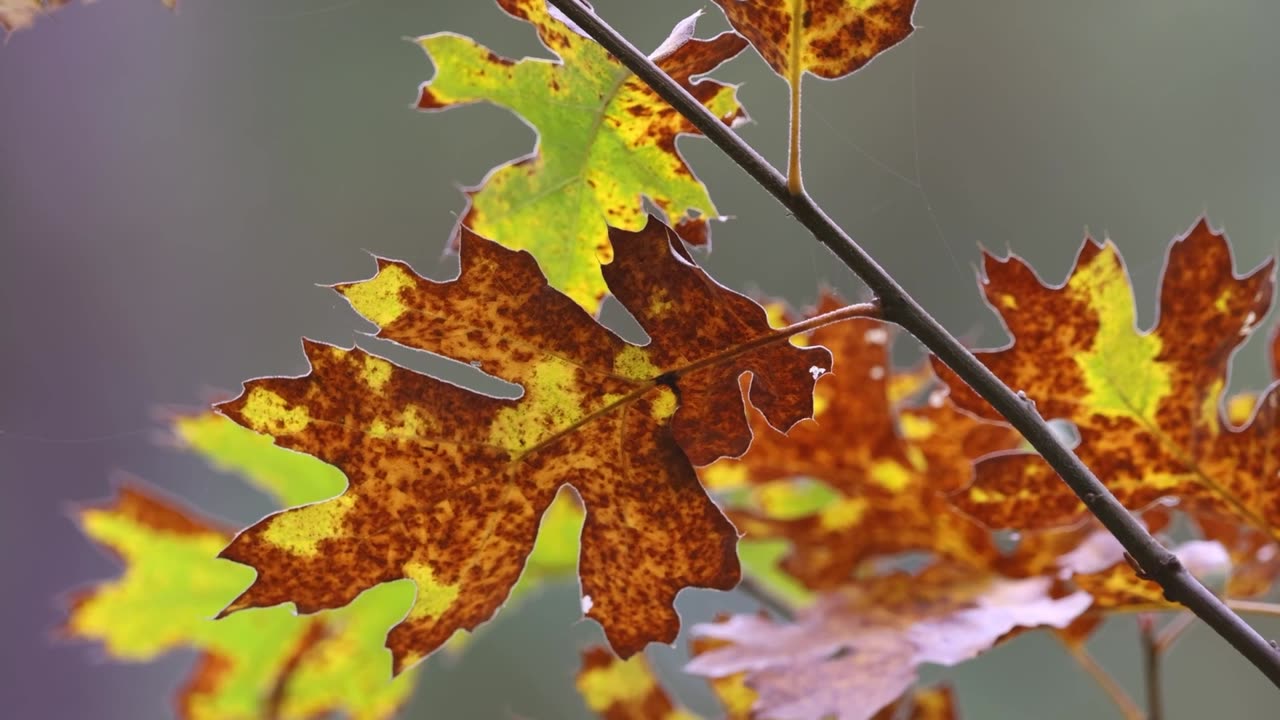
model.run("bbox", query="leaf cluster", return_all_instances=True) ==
[55,1,1280,718]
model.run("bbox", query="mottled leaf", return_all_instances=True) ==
[177,411,584,636]
[417,0,747,312]
[702,297,1018,589]
[710,0,916,83]
[576,647,697,720]
[688,563,1089,720]
[934,219,1280,536]
[216,216,832,672]
[1197,511,1280,598]
[66,482,416,720]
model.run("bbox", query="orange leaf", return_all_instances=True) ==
[933,219,1280,538]
[702,296,1019,588]
[710,0,917,82]
[216,217,834,672]
[575,647,694,720]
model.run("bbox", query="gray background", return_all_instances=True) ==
[3,0,1279,717]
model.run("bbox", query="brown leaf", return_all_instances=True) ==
[933,219,1280,539]
[702,297,1018,588]
[711,0,918,82]
[216,216,833,672]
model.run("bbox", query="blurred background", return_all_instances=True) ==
[4,0,1280,717]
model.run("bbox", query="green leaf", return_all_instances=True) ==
[175,411,346,508]
[66,483,417,720]
[416,0,748,312]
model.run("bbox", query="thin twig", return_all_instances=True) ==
[1155,613,1197,655]
[737,576,797,621]
[1139,614,1163,720]
[1228,599,1280,619]
[1062,639,1145,720]
[543,0,1280,687]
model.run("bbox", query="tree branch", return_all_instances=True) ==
[544,0,1280,687]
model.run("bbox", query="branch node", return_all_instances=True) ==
[875,291,910,325]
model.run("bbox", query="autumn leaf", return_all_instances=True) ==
[416,0,747,312]
[576,647,697,720]
[702,297,1018,589]
[691,632,759,720]
[933,219,1280,537]
[1069,538,1229,613]
[687,563,1089,720]
[1001,523,1232,647]
[176,411,585,627]
[710,0,917,82]
[575,637,958,720]
[1193,325,1280,598]
[175,410,348,509]
[1196,511,1280,599]
[65,481,417,720]
[873,686,960,720]
[215,216,836,673]
[1,0,173,34]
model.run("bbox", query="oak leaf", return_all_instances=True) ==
[216,216,832,673]
[1191,326,1280,598]
[702,298,1018,589]
[710,0,916,84]
[1005,524,1231,647]
[933,219,1280,537]
[416,0,747,312]
[687,563,1089,720]
[576,647,697,720]
[576,637,959,720]
[65,481,417,720]
[176,412,585,633]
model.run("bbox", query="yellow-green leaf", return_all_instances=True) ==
[416,0,747,311]
[66,482,417,720]
[175,411,347,508]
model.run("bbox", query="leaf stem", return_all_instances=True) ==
[1139,614,1163,720]
[669,299,879,381]
[786,0,804,195]
[1062,640,1144,720]
[545,0,1280,688]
